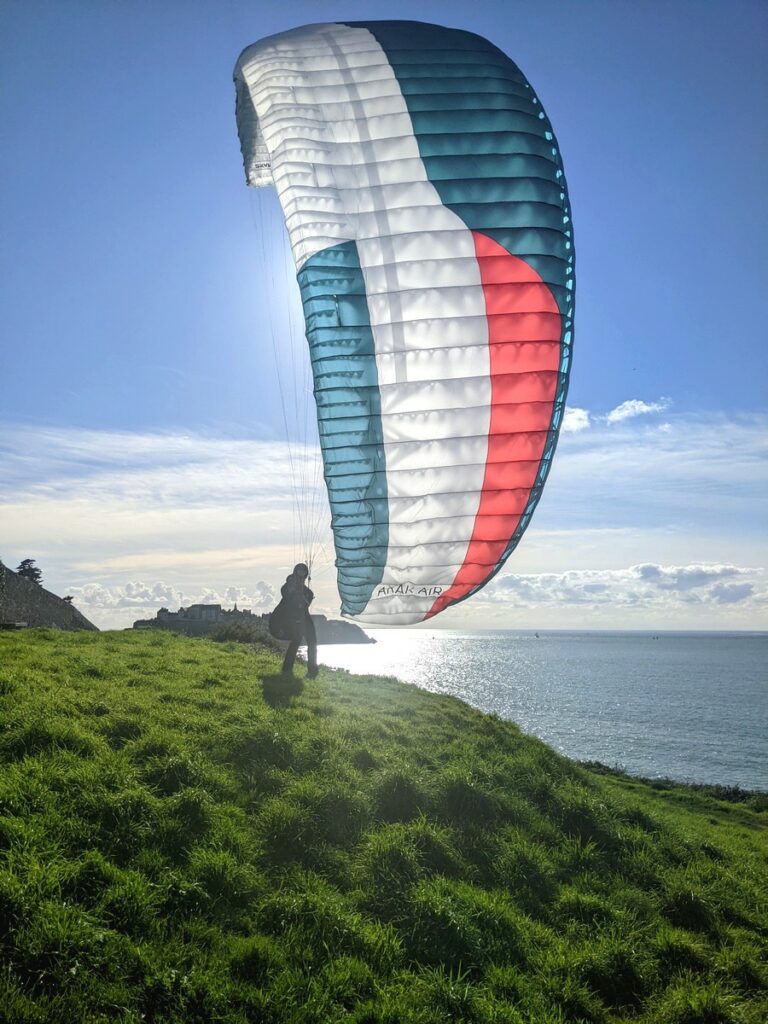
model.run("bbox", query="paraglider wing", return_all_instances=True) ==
[235,20,574,624]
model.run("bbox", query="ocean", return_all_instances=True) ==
[319,630,767,791]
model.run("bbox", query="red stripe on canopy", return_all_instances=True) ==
[427,232,561,617]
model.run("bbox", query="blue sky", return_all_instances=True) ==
[1,0,766,630]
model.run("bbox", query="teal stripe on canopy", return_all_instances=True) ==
[297,241,389,614]
[347,19,574,321]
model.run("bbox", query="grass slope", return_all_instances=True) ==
[0,629,765,1024]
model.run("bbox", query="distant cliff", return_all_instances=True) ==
[312,614,375,645]
[0,561,98,631]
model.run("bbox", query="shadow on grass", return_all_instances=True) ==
[261,674,304,708]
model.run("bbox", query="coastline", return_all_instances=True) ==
[320,629,768,792]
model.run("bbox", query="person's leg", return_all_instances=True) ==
[305,615,318,677]
[282,626,300,674]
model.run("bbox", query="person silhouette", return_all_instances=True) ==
[280,563,318,678]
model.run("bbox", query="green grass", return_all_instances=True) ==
[0,629,765,1023]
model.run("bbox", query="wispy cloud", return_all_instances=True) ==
[605,398,671,424]
[483,562,765,609]
[0,425,323,507]
[542,411,768,535]
[561,397,671,432]
[0,422,334,626]
[1,410,766,630]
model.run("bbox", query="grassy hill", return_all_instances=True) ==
[0,629,765,1024]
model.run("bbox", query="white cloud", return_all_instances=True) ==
[1,413,766,630]
[605,398,670,424]
[633,562,749,591]
[67,580,182,610]
[556,396,669,435]
[65,579,278,630]
[562,407,591,433]
[225,582,275,608]
[708,582,755,604]
[69,563,763,632]
[482,562,766,610]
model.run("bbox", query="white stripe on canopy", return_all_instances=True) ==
[236,23,492,622]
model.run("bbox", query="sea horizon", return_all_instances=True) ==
[358,626,768,636]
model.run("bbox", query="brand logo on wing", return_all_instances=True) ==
[373,584,444,599]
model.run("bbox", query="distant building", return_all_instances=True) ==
[134,603,374,644]
[134,603,257,637]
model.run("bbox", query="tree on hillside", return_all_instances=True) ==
[16,559,43,585]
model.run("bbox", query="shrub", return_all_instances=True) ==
[142,753,207,795]
[0,870,26,938]
[404,878,526,975]
[211,619,279,649]
[355,825,424,919]
[553,886,615,926]
[99,871,158,935]
[373,771,425,823]
[256,797,314,865]
[492,830,557,914]
[103,716,143,748]
[434,772,498,826]
[1,721,97,760]
[167,788,215,838]
[96,788,160,862]
[575,934,653,1012]
[651,925,712,979]
[319,955,375,1009]
[653,975,745,1024]
[260,875,400,971]
[63,850,122,903]
[663,883,716,933]
[188,847,261,914]
[229,932,284,983]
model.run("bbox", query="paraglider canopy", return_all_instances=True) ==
[235,21,574,625]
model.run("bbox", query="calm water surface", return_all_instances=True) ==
[319,631,767,790]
